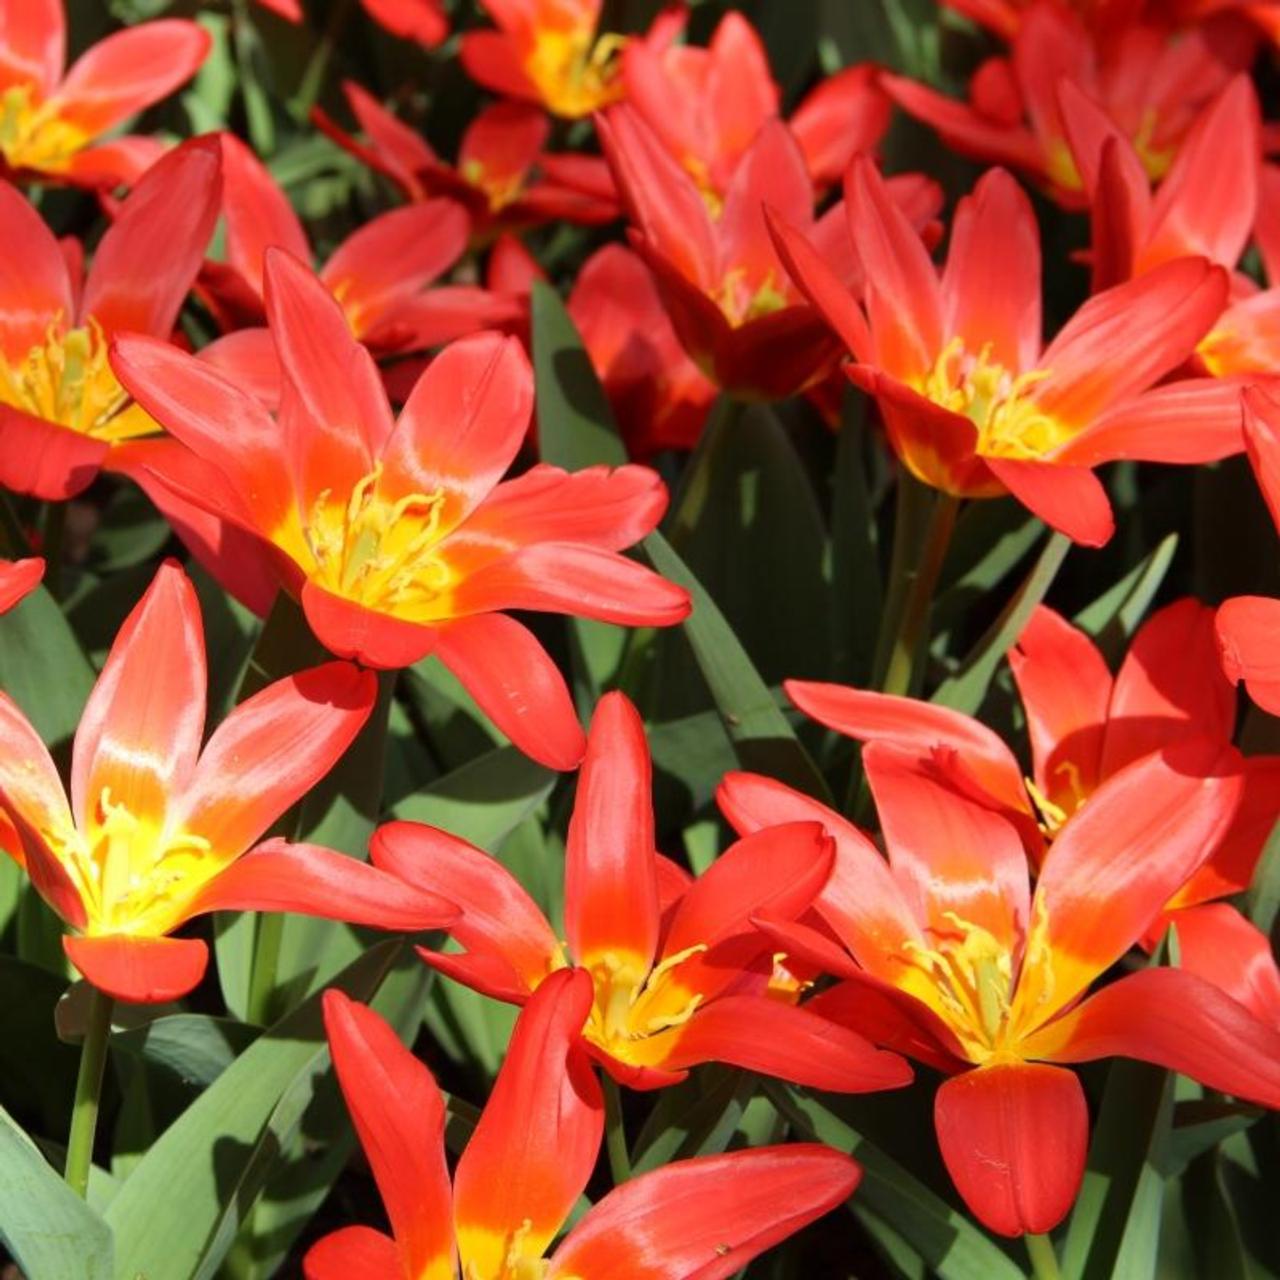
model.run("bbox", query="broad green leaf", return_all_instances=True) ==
[768,1083,1023,1280]
[934,505,1042,635]
[531,278,627,470]
[112,1016,260,1090]
[0,1103,113,1280]
[647,707,738,813]
[1245,815,1280,935]
[632,1068,756,1175]
[1165,1100,1263,1178]
[642,531,830,802]
[932,530,1070,715]
[1074,533,1178,659]
[105,940,402,1280]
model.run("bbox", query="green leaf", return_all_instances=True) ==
[1073,533,1178,661]
[1245,815,1280,935]
[932,531,1070,715]
[111,1016,260,1091]
[531,278,628,471]
[1165,1100,1263,1178]
[0,957,80,1137]
[105,940,402,1280]
[642,531,831,802]
[768,1083,1023,1280]
[0,1103,113,1280]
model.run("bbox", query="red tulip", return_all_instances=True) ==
[770,159,1234,544]
[884,1,1254,207]
[1218,385,1280,715]
[622,9,889,196]
[0,557,42,612]
[784,596,1279,912]
[306,970,862,1280]
[0,561,456,1004]
[110,254,688,769]
[0,0,208,188]
[0,136,221,500]
[372,692,912,1093]
[568,244,716,456]
[717,740,1280,1237]
[1172,903,1280,1028]
[199,132,468,360]
[315,81,619,238]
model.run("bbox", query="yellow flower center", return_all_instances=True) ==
[0,318,156,441]
[460,158,527,213]
[716,269,788,328]
[918,338,1070,460]
[0,83,89,172]
[300,464,454,618]
[45,787,215,936]
[1025,761,1089,838]
[580,943,707,1064]
[460,1220,549,1280]
[524,27,627,118]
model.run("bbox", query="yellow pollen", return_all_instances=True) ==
[45,787,215,936]
[0,84,90,172]
[1131,107,1175,182]
[716,269,788,327]
[524,26,627,118]
[584,943,708,1060]
[917,337,1070,460]
[0,317,152,440]
[300,463,453,617]
[901,910,1014,1061]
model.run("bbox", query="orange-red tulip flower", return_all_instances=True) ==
[371,692,913,1093]
[460,0,680,119]
[1218,385,1280,715]
[252,0,448,43]
[0,0,209,187]
[943,0,1143,38]
[770,159,1235,544]
[0,556,41,612]
[717,739,1280,1237]
[885,1,1254,207]
[568,244,716,456]
[316,82,619,238]
[785,597,1280,914]
[1172,902,1280,1029]
[622,9,890,198]
[598,106,940,401]
[199,132,469,359]
[306,970,862,1280]
[0,136,221,500]
[0,561,456,1004]
[110,253,688,770]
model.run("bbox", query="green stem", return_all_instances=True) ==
[64,987,114,1198]
[41,501,66,599]
[602,1074,632,1184]
[289,0,354,120]
[877,485,959,698]
[1025,1233,1062,1280]
[246,910,285,1026]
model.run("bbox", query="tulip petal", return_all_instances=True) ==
[791,63,890,190]
[299,581,440,670]
[454,969,602,1277]
[371,819,559,999]
[548,1145,861,1280]
[71,560,205,834]
[320,990,456,1280]
[0,179,73,362]
[0,404,109,500]
[1023,967,1280,1108]
[64,933,209,1004]
[1100,598,1235,777]
[53,20,209,139]
[81,136,221,340]
[1243,384,1280,533]
[864,742,1030,948]
[934,1062,1088,1238]
[0,558,43,613]
[380,331,533,533]
[174,660,374,858]
[303,1226,402,1280]
[359,0,449,46]
[564,692,658,971]
[1219,594,1280,714]
[984,456,1115,547]
[0,0,63,98]
[1168,903,1280,1027]
[1016,739,1245,1029]
[432,612,585,771]
[1008,605,1111,805]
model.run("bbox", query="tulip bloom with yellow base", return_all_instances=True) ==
[0,561,457,1004]
[305,968,863,1280]
[372,692,912,1094]
[0,136,221,500]
[770,159,1234,545]
[0,0,208,187]
[717,741,1280,1236]
[111,251,688,771]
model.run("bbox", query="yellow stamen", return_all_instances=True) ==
[43,787,215,936]
[715,269,788,327]
[460,158,527,213]
[0,316,150,440]
[524,26,627,118]
[0,84,90,172]
[298,463,453,618]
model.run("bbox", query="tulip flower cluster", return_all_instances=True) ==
[0,1,1277,1277]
